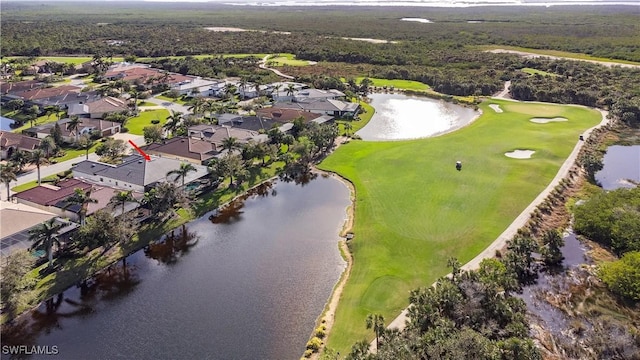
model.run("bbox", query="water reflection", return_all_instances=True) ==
[595,145,640,190]
[2,177,350,360]
[145,225,199,264]
[356,93,479,141]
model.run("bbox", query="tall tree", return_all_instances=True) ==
[9,150,29,173]
[29,149,49,185]
[109,190,137,217]
[222,136,238,152]
[77,135,94,160]
[163,110,183,138]
[63,188,97,225]
[366,313,386,350]
[29,218,63,270]
[0,163,18,200]
[66,115,82,144]
[167,162,197,187]
[39,136,57,158]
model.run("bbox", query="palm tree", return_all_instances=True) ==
[0,163,18,200]
[366,313,385,350]
[129,89,141,112]
[203,99,219,124]
[344,122,353,137]
[167,162,197,187]
[29,218,63,270]
[188,96,206,115]
[63,188,97,225]
[253,79,263,98]
[29,150,49,185]
[109,190,137,217]
[222,136,238,152]
[224,84,237,101]
[239,77,248,99]
[163,110,183,138]
[9,150,29,173]
[66,115,82,144]
[286,83,296,98]
[39,136,57,158]
[78,135,94,160]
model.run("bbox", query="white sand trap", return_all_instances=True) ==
[505,150,535,159]
[530,117,568,124]
[401,18,432,23]
[489,104,503,113]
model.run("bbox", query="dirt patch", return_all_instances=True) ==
[505,149,535,159]
[530,117,568,124]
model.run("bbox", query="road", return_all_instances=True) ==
[145,96,191,114]
[259,55,295,80]
[373,105,611,352]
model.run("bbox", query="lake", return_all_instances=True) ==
[595,145,640,190]
[356,93,479,141]
[2,176,351,360]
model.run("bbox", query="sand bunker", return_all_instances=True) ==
[489,104,503,113]
[205,27,248,32]
[530,117,568,124]
[505,150,535,159]
[401,18,432,23]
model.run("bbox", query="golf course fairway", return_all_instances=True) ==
[317,99,601,353]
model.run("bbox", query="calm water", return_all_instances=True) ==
[356,93,479,141]
[595,145,640,190]
[1,116,15,131]
[2,177,350,360]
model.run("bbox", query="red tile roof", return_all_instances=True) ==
[13,85,81,100]
[15,179,92,206]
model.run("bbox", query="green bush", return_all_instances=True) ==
[598,251,640,301]
[151,119,160,124]
[315,325,327,339]
[306,337,323,352]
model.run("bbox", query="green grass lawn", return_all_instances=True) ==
[318,99,601,353]
[479,45,640,65]
[155,94,188,105]
[126,109,170,135]
[522,68,559,77]
[4,112,64,133]
[349,77,431,91]
[268,53,310,66]
[337,101,374,135]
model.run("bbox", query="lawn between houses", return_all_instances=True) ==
[317,99,601,353]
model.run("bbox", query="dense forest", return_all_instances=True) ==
[2,2,640,61]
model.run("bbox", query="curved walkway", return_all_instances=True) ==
[259,55,295,80]
[373,104,610,351]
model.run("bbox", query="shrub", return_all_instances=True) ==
[151,119,160,124]
[598,251,640,301]
[306,337,322,352]
[315,325,327,339]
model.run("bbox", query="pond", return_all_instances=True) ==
[595,145,640,190]
[356,93,479,141]
[2,176,351,360]
[1,116,16,131]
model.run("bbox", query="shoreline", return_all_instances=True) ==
[306,169,357,359]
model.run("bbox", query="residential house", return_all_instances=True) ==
[5,85,99,109]
[0,131,42,160]
[216,114,278,132]
[0,80,42,95]
[171,77,217,96]
[142,137,218,165]
[14,178,143,221]
[256,108,328,124]
[268,81,308,102]
[85,96,129,118]
[271,98,359,118]
[208,81,230,98]
[72,154,209,192]
[293,88,345,102]
[23,118,120,143]
[104,65,193,89]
